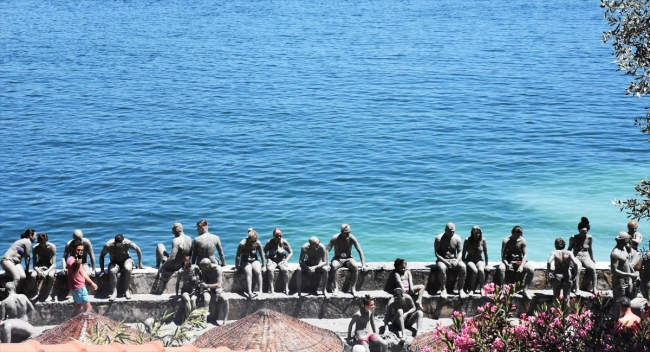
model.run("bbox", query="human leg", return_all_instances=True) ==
[267,261,278,295]
[370,334,388,352]
[330,259,342,294]
[455,261,468,298]
[108,263,120,301]
[155,244,167,268]
[45,268,56,302]
[1,260,25,293]
[251,261,263,297]
[218,294,229,325]
[476,261,486,295]
[123,259,134,299]
[406,310,424,337]
[466,261,478,293]
[412,285,425,307]
[319,265,330,298]
[296,264,305,296]
[394,308,405,338]
[346,259,359,297]
[437,261,449,298]
[278,261,290,294]
[582,257,598,293]
[242,262,254,298]
[521,263,535,299]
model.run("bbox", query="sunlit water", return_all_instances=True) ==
[1,0,648,266]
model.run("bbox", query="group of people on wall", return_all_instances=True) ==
[1,218,648,314]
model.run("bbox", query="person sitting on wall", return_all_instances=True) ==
[347,295,388,352]
[235,228,266,299]
[198,258,229,326]
[1,229,35,294]
[156,223,193,273]
[191,220,226,267]
[62,229,97,278]
[175,256,201,321]
[382,287,423,339]
[434,222,467,299]
[546,238,580,299]
[31,233,57,302]
[296,236,330,298]
[263,228,293,296]
[99,234,144,301]
[461,225,489,296]
[391,258,424,308]
[326,224,366,297]
[568,217,598,294]
[498,225,534,300]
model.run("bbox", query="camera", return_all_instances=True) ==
[75,253,84,260]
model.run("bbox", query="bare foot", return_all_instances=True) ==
[440,290,448,299]
[125,291,132,300]
[459,290,468,299]
[323,291,330,299]
[108,292,117,302]
[522,290,532,300]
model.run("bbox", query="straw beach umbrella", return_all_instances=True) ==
[33,312,148,345]
[410,331,446,352]
[194,309,344,352]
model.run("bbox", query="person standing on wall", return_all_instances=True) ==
[67,239,98,317]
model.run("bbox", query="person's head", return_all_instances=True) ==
[616,232,631,247]
[554,238,566,250]
[308,236,320,249]
[340,224,351,238]
[444,222,455,237]
[628,220,638,234]
[37,233,48,245]
[196,220,208,235]
[511,226,523,238]
[114,234,125,248]
[72,229,83,240]
[183,256,192,268]
[578,217,590,235]
[362,294,375,312]
[393,287,404,301]
[5,282,15,293]
[394,258,407,272]
[272,228,282,242]
[22,229,35,240]
[617,296,631,313]
[247,228,259,243]
[470,226,482,241]
[172,223,183,236]
[199,258,212,271]
[71,239,84,256]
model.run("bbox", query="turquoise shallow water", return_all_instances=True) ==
[0,0,648,265]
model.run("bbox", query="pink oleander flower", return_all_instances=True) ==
[490,305,498,313]
[483,283,496,295]
[421,347,433,352]
[492,337,505,350]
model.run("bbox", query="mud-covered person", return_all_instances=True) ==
[461,225,488,296]
[296,236,330,298]
[498,225,534,299]
[67,239,98,317]
[32,233,57,301]
[1,229,35,294]
[434,222,467,299]
[99,234,143,301]
[326,224,366,297]
[157,223,193,274]
[235,228,266,299]
[263,228,293,295]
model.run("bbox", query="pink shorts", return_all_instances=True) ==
[357,333,379,345]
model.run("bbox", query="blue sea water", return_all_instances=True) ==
[0,0,648,266]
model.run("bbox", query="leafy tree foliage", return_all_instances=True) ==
[602,0,650,220]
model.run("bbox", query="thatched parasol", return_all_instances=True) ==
[32,312,149,345]
[194,309,344,352]
[410,331,446,352]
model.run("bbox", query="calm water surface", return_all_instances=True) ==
[1,0,648,265]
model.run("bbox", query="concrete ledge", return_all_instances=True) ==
[0,261,615,301]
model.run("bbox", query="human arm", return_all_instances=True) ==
[383,300,394,326]
[61,242,70,274]
[434,236,449,266]
[86,241,97,276]
[316,245,329,269]
[258,242,267,270]
[131,242,143,269]
[483,239,489,266]
[461,239,468,262]
[370,311,377,333]
[347,314,358,339]
[99,244,109,274]
[79,261,97,290]
[517,240,529,273]
[352,236,365,269]
[235,242,243,269]
[546,252,554,279]
[190,240,198,265]
[284,240,293,263]
[588,236,595,262]
[567,237,574,252]
[175,269,183,296]
[44,244,57,276]
[23,242,32,275]
[216,239,226,266]
[500,239,510,269]
[32,245,39,272]
[393,272,402,291]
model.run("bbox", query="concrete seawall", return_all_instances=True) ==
[0,261,619,326]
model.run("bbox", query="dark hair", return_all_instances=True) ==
[71,239,84,250]
[115,234,124,243]
[197,219,208,227]
[21,229,35,239]
[37,233,48,244]
[511,225,523,235]
[394,258,406,270]
[272,228,281,236]
[554,238,566,250]
[362,294,374,307]
[617,296,631,308]
[471,226,483,241]
[578,217,590,231]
